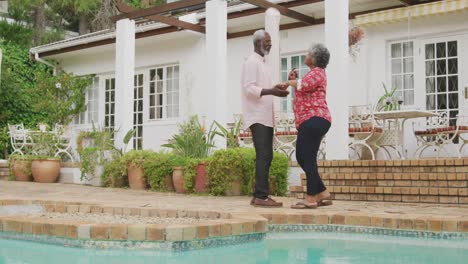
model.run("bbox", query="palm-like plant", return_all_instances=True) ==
[376,83,399,111]
[162,116,217,158]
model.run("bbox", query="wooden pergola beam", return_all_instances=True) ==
[240,0,316,24]
[116,2,205,34]
[199,0,323,24]
[227,4,407,39]
[397,0,419,6]
[112,0,207,22]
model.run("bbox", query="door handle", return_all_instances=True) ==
[465,86,468,99]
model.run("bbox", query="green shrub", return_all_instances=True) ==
[207,148,289,196]
[144,152,175,192]
[102,156,127,188]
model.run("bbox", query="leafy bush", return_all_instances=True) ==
[102,156,127,188]
[144,152,175,192]
[207,148,289,196]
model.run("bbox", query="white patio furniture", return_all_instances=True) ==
[413,111,449,158]
[435,109,468,158]
[8,124,33,156]
[348,105,384,160]
[53,124,74,161]
[374,109,439,159]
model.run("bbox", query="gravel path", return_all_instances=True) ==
[28,212,217,225]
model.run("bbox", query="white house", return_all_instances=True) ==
[29,0,468,160]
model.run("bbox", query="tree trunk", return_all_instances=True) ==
[79,16,90,35]
[32,3,46,46]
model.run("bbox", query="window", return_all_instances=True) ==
[390,41,414,105]
[133,74,144,149]
[280,54,308,113]
[424,40,459,125]
[74,77,99,125]
[104,78,115,133]
[149,65,180,120]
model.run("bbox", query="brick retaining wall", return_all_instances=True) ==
[289,159,468,204]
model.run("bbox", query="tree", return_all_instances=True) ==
[51,0,101,35]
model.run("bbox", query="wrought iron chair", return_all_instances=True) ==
[436,109,468,158]
[273,111,297,160]
[53,124,74,161]
[348,105,384,160]
[413,111,449,158]
[7,124,33,156]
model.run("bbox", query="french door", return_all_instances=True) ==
[421,36,467,125]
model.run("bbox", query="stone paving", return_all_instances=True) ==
[1,181,467,226]
[0,181,467,244]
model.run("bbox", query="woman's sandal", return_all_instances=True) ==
[291,201,318,209]
[317,194,333,207]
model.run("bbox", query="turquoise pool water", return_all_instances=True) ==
[0,232,466,264]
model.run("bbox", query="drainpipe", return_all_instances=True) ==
[34,52,57,75]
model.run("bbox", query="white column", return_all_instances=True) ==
[115,19,135,151]
[265,8,281,114]
[206,0,227,148]
[325,0,349,160]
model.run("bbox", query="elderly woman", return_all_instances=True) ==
[283,43,332,209]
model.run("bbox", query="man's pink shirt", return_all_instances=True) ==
[241,53,274,130]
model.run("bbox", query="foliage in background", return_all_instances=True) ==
[376,83,399,111]
[207,148,289,196]
[143,151,175,192]
[33,70,91,126]
[214,119,242,149]
[162,115,217,159]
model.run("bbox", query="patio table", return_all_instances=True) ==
[373,109,438,159]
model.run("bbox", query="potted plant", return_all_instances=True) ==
[121,150,157,190]
[162,115,217,194]
[8,154,32,181]
[30,131,61,183]
[143,151,175,192]
[207,148,244,196]
[77,127,114,187]
[170,156,188,193]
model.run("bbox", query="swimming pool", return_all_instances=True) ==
[0,232,466,264]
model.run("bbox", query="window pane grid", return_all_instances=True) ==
[424,41,459,120]
[104,78,115,137]
[390,41,414,105]
[149,65,179,120]
[133,74,144,150]
[281,54,306,113]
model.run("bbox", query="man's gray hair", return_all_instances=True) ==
[308,43,330,69]
[253,30,267,45]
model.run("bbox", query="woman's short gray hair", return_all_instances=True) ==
[253,30,266,45]
[309,43,330,69]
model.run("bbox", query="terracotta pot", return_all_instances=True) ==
[31,159,60,183]
[127,163,147,190]
[194,162,207,193]
[172,166,186,193]
[225,180,242,196]
[165,174,175,192]
[12,159,32,181]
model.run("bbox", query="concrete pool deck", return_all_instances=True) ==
[0,181,467,244]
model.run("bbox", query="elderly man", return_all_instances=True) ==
[242,30,289,207]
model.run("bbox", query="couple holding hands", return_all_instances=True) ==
[242,30,332,209]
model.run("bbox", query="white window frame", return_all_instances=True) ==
[148,64,180,121]
[280,53,308,113]
[388,40,415,106]
[74,77,99,125]
[134,73,144,150]
[103,77,116,133]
